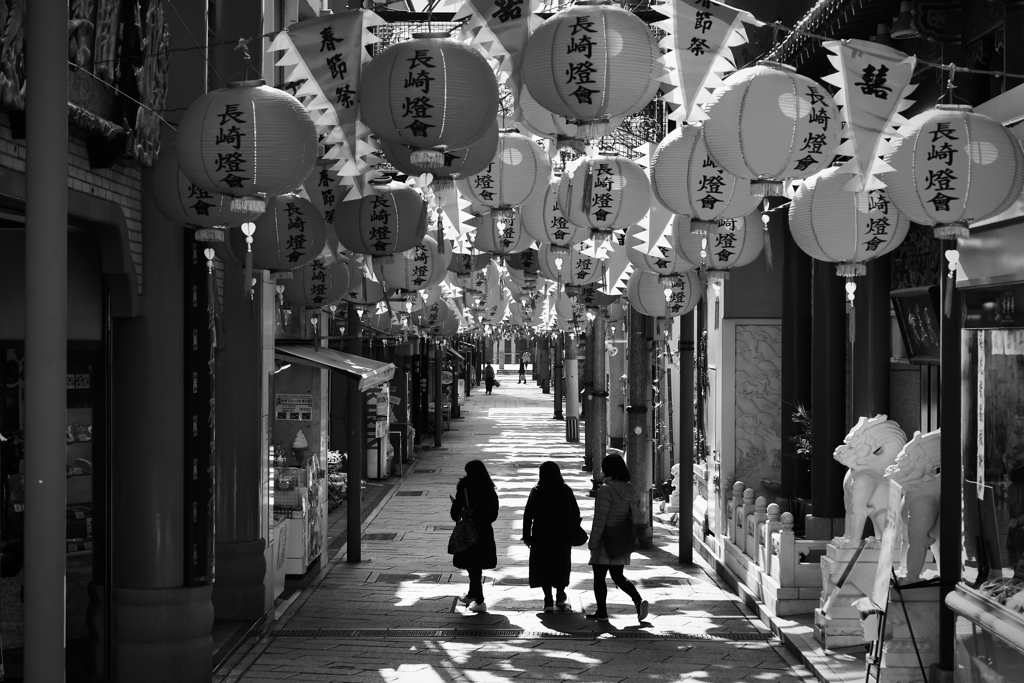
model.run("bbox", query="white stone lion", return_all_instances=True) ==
[886,429,941,582]
[833,415,907,545]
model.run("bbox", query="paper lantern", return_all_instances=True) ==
[374,235,450,292]
[471,209,534,256]
[428,308,462,337]
[703,62,841,196]
[448,252,492,275]
[246,194,327,272]
[176,80,317,214]
[334,179,429,255]
[456,132,549,219]
[522,1,660,139]
[365,307,400,334]
[412,299,452,328]
[788,166,911,276]
[557,156,651,235]
[360,33,499,168]
[152,143,252,232]
[537,243,604,286]
[342,271,386,305]
[517,84,625,153]
[882,104,1024,239]
[650,125,761,234]
[520,181,589,251]
[627,269,703,318]
[281,260,352,307]
[507,248,541,274]
[379,120,500,191]
[625,223,692,276]
[673,214,763,280]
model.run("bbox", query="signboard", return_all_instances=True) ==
[441,370,453,385]
[870,480,904,610]
[276,393,313,421]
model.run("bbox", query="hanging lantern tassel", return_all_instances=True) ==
[846,279,857,343]
[241,221,256,298]
[410,147,445,168]
[760,203,773,269]
[945,249,960,318]
[230,195,267,215]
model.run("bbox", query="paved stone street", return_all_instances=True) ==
[216,373,814,683]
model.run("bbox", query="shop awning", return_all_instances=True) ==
[445,347,465,361]
[275,344,395,392]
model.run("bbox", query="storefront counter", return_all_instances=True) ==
[949,585,1024,682]
[273,458,326,576]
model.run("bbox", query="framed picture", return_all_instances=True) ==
[891,286,941,365]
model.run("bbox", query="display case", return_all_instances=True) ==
[272,456,326,575]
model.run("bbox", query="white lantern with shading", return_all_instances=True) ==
[374,235,450,292]
[650,124,761,234]
[703,62,841,196]
[882,104,1024,239]
[788,166,911,276]
[625,224,692,276]
[627,268,703,318]
[520,181,590,252]
[456,132,549,219]
[281,260,352,307]
[537,243,603,286]
[557,156,651,238]
[673,214,763,281]
[470,209,534,256]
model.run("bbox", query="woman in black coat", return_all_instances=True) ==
[523,461,581,612]
[450,460,499,612]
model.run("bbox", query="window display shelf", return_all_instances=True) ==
[949,584,1024,654]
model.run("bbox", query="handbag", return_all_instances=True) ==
[565,489,588,546]
[447,488,478,555]
[601,500,639,557]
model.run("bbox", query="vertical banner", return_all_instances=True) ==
[185,238,215,586]
[656,0,758,123]
[823,39,916,191]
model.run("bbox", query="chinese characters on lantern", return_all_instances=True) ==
[214,104,249,189]
[368,195,395,252]
[284,202,311,264]
[668,280,688,314]
[574,255,593,283]
[308,261,328,304]
[923,121,960,213]
[475,163,496,202]
[187,183,216,218]
[792,86,831,173]
[712,223,737,263]
[590,162,616,224]
[863,189,893,252]
[403,48,437,139]
[565,15,599,105]
[318,169,336,225]
[410,243,430,287]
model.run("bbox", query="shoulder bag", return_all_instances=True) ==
[447,487,478,555]
[564,488,589,546]
[601,499,639,557]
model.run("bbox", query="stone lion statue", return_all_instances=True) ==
[833,415,907,545]
[886,429,941,582]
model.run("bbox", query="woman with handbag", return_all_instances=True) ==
[450,460,499,612]
[586,453,649,623]
[523,461,585,612]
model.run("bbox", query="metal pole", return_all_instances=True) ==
[564,332,580,443]
[627,306,652,548]
[608,309,626,450]
[810,261,847,522]
[553,333,564,419]
[678,310,695,564]
[590,312,608,495]
[346,305,363,562]
[851,255,891,419]
[24,0,69,678]
[434,339,443,448]
[938,244,961,671]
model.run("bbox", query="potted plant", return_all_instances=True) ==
[784,401,813,500]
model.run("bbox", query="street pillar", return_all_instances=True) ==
[24,0,69,679]
[538,336,551,393]
[433,339,443,448]
[564,332,580,442]
[589,313,609,495]
[809,261,847,534]
[678,310,695,564]
[581,325,594,425]
[781,228,813,500]
[608,308,626,450]
[851,256,891,419]
[627,306,652,548]
[553,333,564,419]
[346,305,364,562]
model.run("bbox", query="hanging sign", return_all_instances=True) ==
[655,0,759,122]
[823,38,916,191]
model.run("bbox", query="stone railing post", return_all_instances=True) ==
[762,503,782,569]
[740,487,756,545]
[748,496,768,561]
[773,512,796,587]
[728,482,745,543]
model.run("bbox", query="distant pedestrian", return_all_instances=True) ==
[484,363,495,394]
[521,350,531,370]
[586,453,648,623]
[450,460,500,613]
[518,354,527,384]
[523,461,581,612]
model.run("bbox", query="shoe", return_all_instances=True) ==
[543,599,554,613]
[468,601,487,613]
[636,599,649,622]
[555,592,568,609]
[458,593,473,606]
[584,611,609,621]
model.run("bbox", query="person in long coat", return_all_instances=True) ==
[587,453,648,622]
[523,461,580,611]
[484,363,495,394]
[450,459,499,612]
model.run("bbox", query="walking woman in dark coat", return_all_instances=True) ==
[450,460,499,612]
[523,461,581,611]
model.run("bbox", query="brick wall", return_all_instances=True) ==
[0,113,144,292]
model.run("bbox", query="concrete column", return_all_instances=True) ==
[346,305,364,562]
[678,310,695,564]
[589,313,608,495]
[781,228,812,498]
[851,256,891,420]
[433,339,443,448]
[810,261,847,528]
[627,306,652,548]
[538,336,551,393]
[581,326,594,426]
[213,257,266,621]
[564,332,580,443]
[23,0,69,678]
[553,333,564,419]
[498,337,505,370]
[608,309,626,450]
